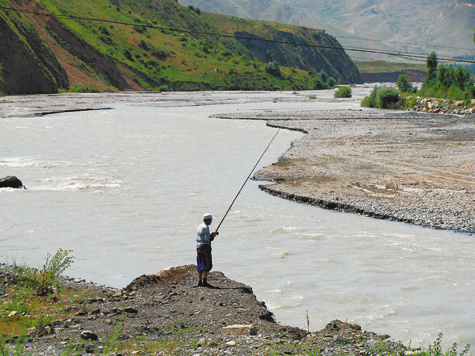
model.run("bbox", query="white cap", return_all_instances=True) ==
[203,213,213,220]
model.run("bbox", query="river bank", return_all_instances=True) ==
[1,264,417,355]
[212,109,474,233]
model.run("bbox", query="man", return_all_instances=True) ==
[196,213,219,287]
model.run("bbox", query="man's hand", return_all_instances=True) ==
[210,231,219,241]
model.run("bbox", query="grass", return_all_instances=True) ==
[0,250,76,337]
[5,0,355,92]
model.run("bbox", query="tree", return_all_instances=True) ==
[455,66,470,91]
[425,51,438,86]
[396,74,413,92]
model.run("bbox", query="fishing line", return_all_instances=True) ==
[215,128,281,233]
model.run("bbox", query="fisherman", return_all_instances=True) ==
[196,213,219,288]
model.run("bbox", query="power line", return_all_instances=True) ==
[1,5,475,64]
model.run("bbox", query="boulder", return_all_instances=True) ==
[222,324,257,336]
[0,176,25,189]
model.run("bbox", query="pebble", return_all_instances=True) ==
[80,330,98,341]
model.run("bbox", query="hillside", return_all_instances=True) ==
[179,0,475,62]
[0,0,361,95]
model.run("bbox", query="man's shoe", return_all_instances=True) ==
[198,280,203,287]
[202,281,215,289]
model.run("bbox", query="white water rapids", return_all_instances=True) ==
[1,91,473,349]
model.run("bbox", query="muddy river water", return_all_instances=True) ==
[1,90,473,349]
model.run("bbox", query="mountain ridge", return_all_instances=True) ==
[0,0,361,95]
[179,0,475,61]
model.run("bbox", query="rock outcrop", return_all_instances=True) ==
[0,176,25,189]
[235,29,362,84]
[0,11,66,95]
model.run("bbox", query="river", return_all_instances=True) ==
[1,90,473,349]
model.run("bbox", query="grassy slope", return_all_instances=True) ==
[1,0,358,92]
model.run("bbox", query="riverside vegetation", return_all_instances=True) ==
[361,52,475,113]
[0,250,471,355]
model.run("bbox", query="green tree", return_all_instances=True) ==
[455,66,470,91]
[396,74,413,92]
[425,51,438,86]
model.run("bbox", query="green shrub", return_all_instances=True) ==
[14,249,75,296]
[361,86,380,108]
[396,74,413,92]
[377,87,400,108]
[447,85,464,100]
[326,77,337,88]
[133,25,147,34]
[361,86,400,109]
[314,76,326,90]
[334,86,352,98]
[423,333,470,356]
[404,96,418,109]
[123,49,134,61]
[69,83,100,93]
[138,40,150,51]
[265,61,281,77]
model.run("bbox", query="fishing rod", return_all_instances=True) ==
[215,128,281,233]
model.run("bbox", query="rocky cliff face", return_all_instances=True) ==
[236,29,361,84]
[0,10,67,95]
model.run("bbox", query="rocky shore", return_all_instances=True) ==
[213,109,474,233]
[407,97,475,116]
[1,265,411,355]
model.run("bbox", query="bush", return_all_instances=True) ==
[361,86,400,109]
[326,77,337,88]
[265,61,281,77]
[138,40,150,51]
[70,82,100,93]
[424,333,470,356]
[133,25,147,34]
[334,86,352,98]
[314,76,326,90]
[151,48,169,59]
[123,49,134,61]
[17,249,74,296]
[361,86,379,108]
[376,87,400,108]
[396,74,413,92]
